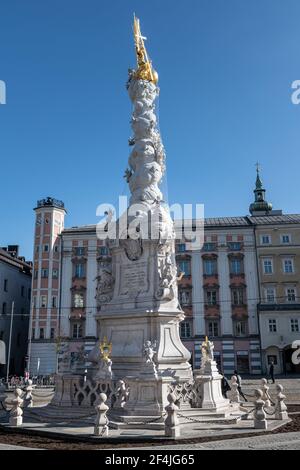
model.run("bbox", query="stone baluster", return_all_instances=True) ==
[253,389,267,429]
[115,380,128,408]
[9,388,24,426]
[94,393,109,437]
[229,376,240,403]
[275,384,288,420]
[261,378,271,408]
[23,379,34,408]
[165,392,180,438]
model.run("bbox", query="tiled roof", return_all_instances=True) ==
[204,217,249,226]
[249,214,300,225]
[63,214,300,233]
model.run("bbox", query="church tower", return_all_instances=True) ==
[249,165,273,216]
[28,197,66,374]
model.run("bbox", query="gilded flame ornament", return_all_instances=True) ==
[133,15,158,84]
[99,337,112,362]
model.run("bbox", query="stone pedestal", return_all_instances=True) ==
[194,361,230,411]
[51,374,80,407]
[9,416,22,426]
[119,376,175,420]
[95,306,192,382]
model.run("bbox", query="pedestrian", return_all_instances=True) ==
[220,370,231,398]
[269,361,275,384]
[233,369,248,402]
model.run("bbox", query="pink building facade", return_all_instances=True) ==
[28,199,262,376]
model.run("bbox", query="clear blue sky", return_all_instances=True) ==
[1,0,300,259]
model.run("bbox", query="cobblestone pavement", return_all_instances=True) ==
[119,431,300,450]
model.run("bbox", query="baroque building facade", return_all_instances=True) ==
[28,173,300,377]
[0,245,32,377]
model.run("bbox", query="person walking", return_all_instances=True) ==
[269,361,275,384]
[220,371,231,398]
[233,369,248,402]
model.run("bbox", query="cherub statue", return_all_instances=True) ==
[143,340,157,364]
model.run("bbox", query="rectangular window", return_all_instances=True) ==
[21,285,25,297]
[179,290,191,305]
[52,296,57,308]
[43,244,49,252]
[265,287,276,303]
[74,264,85,278]
[281,234,291,244]
[234,321,248,337]
[263,259,273,274]
[261,235,271,245]
[34,270,38,279]
[176,243,186,253]
[283,259,294,274]
[268,319,277,333]
[52,269,58,279]
[208,321,219,337]
[50,327,55,339]
[230,259,242,275]
[232,288,245,305]
[75,247,85,256]
[54,245,59,253]
[291,319,299,333]
[99,246,109,256]
[41,269,48,278]
[39,328,44,339]
[41,296,47,308]
[180,321,191,338]
[33,296,37,308]
[72,323,83,339]
[203,259,217,276]
[32,328,35,339]
[3,279,8,292]
[74,293,84,308]
[2,302,7,315]
[206,290,217,305]
[177,260,191,276]
[286,288,296,302]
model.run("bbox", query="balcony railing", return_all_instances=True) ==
[36,197,65,209]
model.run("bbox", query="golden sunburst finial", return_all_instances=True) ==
[132,14,158,84]
[99,336,112,362]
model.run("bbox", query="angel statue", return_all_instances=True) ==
[143,340,157,364]
[200,336,215,372]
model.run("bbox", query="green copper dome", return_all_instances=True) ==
[249,165,272,215]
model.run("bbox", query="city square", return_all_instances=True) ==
[0,0,300,457]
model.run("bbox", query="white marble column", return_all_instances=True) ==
[218,242,232,336]
[86,239,97,337]
[191,251,205,336]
